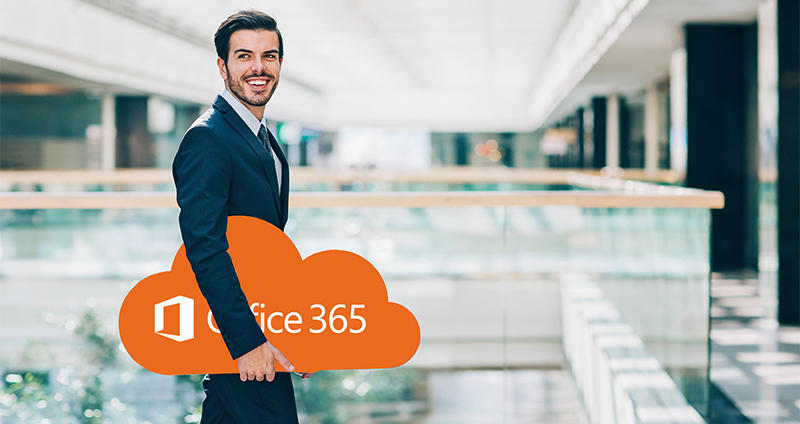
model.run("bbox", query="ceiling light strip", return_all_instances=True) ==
[77,0,211,49]
[529,0,650,128]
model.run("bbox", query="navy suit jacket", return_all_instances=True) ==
[172,95,290,360]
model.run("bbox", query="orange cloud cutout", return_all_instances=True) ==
[119,216,420,375]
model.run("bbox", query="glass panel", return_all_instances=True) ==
[288,207,509,383]
[1,203,709,422]
[506,206,711,417]
[0,208,180,279]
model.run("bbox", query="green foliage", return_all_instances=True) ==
[0,371,68,423]
[74,308,118,366]
[76,373,103,424]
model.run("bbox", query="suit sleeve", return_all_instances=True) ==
[172,126,267,360]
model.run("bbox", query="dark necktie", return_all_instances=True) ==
[258,124,273,158]
[257,124,282,195]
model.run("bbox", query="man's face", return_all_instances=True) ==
[217,29,282,116]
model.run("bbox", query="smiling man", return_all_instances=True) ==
[172,10,307,424]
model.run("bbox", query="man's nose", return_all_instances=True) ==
[250,58,266,73]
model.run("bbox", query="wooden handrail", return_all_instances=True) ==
[0,169,174,184]
[0,190,724,210]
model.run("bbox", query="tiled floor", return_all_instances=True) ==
[710,271,800,423]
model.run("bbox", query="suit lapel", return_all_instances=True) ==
[213,96,282,215]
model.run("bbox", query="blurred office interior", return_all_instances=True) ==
[0,0,798,423]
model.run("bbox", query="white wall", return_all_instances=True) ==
[0,0,323,124]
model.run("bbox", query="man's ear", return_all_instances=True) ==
[217,57,228,80]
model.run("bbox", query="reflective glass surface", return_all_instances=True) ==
[0,202,710,423]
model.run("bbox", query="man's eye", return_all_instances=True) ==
[238,54,249,59]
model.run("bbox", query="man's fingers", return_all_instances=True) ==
[239,367,268,382]
[265,361,276,382]
[238,342,271,382]
[271,347,295,372]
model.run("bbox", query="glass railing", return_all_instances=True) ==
[0,181,721,423]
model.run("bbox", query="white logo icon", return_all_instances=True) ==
[154,296,194,342]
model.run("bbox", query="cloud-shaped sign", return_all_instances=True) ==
[119,216,420,375]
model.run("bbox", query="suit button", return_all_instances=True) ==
[228,343,235,349]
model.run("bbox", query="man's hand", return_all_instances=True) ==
[238,341,294,382]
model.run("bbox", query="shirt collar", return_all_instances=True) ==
[220,89,267,136]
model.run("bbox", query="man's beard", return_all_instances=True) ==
[226,67,279,108]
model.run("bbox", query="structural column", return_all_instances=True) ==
[101,92,116,170]
[576,107,585,168]
[685,24,759,271]
[619,97,631,168]
[670,49,688,174]
[606,94,620,169]
[592,97,607,168]
[500,133,515,168]
[777,0,799,324]
[455,133,469,165]
[644,85,660,174]
[115,96,154,168]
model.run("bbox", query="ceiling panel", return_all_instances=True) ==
[130,0,579,96]
[5,0,765,129]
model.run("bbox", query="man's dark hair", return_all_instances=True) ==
[215,10,284,63]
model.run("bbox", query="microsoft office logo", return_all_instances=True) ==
[154,296,194,342]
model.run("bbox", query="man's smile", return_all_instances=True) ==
[247,78,269,88]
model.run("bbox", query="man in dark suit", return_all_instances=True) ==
[172,10,308,423]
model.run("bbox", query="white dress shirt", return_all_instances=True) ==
[220,89,282,194]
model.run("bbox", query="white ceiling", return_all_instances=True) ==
[547,0,760,124]
[133,0,577,94]
[1,0,763,131]
[127,0,579,130]
[132,0,765,130]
